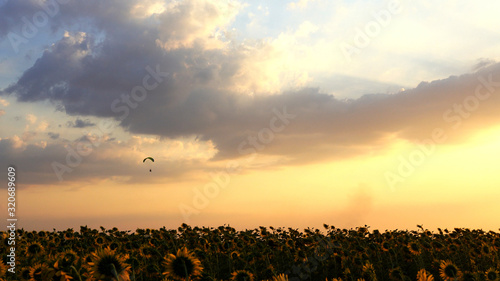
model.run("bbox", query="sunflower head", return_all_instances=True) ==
[95,236,106,245]
[482,245,492,256]
[439,260,462,281]
[486,268,499,281]
[431,241,444,251]
[29,263,54,281]
[362,262,377,281]
[55,249,79,269]
[381,241,391,251]
[230,270,254,281]
[88,248,130,281]
[162,247,203,280]
[408,242,421,255]
[26,242,44,256]
[389,267,405,281]
[270,273,289,281]
[64,230,74,240]
[416,269,434,281]
[0,262,7,278]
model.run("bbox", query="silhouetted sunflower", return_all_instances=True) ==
[0,261,7,278]
[64,230,74,240]
[482,244,492,256]
[362,262,377,281]
[416,269,434,281]
[163,247,203,281]
[95,236,106,245]
[439,260,462,281]
[26,242,44,256]
[381,241,391,251]
[408,242,421,255]
[389,267,405,281]
[29,263,54,281]
[54,249,79,281]
[88,248,130,281]
[231,270,254,281]
[486,268,499,281]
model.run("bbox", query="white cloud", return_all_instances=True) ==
[26,114,37,124]
[37,120,49,131]
[287,0,313,10]
[155,0,244,50]
[294,21,319,38]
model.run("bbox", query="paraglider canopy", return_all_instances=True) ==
[143,157,154,163]
[143,157,154,172]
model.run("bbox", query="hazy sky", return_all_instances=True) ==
[1,0,500,232]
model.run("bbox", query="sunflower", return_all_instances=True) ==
[230,270,254,281]
[64,230,75,240]
[230,250,241,260]
[95,236,106,245]
[88,248,130,281]
[362,262,377,281]
[389,267,405,281]
[0,262,7,278]
[163,247,203,281]
[482,244,492,256]
[54,250,79,281]
[271,274,288,281]
[381,241,391,251]
[416,269,434,281]
[408,242,421,255]
[21,267,32,280]
[486,268,499,281]
[26,242,44,256]
[29,263,54,281]
[439,260,462,281]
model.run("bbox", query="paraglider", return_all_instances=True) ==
[143,157,154,172]
[143,157,154,163]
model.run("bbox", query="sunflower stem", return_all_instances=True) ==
[70,265,83,281]
[111,263,122,281]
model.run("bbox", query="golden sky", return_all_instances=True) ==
[0,0,500,232]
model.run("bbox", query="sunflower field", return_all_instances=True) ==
[1,224,500,281]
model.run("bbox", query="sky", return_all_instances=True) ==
[1,0,500,232]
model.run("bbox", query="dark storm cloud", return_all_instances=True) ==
[2,0,500,165]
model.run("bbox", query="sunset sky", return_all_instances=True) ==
[1,0,500,232]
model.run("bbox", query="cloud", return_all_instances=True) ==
[0,109,4,117]
[0,134,210,186]
[294,21,318,38]
[2,0,500,169]
[26,113,37,124]
[67,118,95,128]
[473,58,497,72]
[48,132,60,139]
[38,120,49,131]
[287,0,313,10]
[154,0,243,50]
